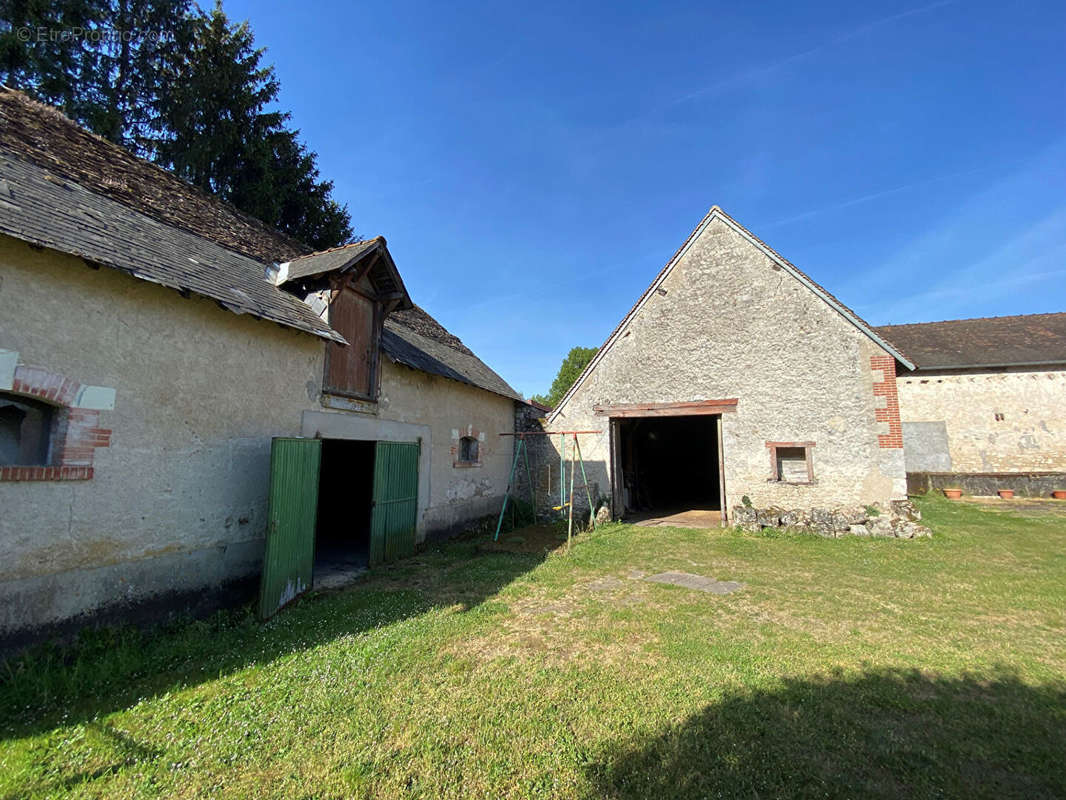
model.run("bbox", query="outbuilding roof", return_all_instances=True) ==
[277,236,413,311]
[0,150,344,342]
[382,308,522,401]
[875,313,1066,370]
[0,87,306,264]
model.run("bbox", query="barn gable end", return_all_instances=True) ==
[546,208,907,522]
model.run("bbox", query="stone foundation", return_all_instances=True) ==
[730,499,931,539]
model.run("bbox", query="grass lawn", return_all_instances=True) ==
[2,496,1065,799]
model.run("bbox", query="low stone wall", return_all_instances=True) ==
[730,499,930,538]
[907,471,1066,498]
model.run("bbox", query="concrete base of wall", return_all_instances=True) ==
[423,495,507,542]
[907,471,1066,498]
[0,573,259,656]
[0,538,263,654]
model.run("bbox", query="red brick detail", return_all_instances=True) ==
[0,465,93,481]
[2,365,111,481]
[10,365,83,406]
[871,355,903,449]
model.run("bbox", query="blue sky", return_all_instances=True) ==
[226,0,1065,398]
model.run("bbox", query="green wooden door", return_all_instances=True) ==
[370,441,420,565]
[258,437,322,620]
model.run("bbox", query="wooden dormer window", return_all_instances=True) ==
[324,284,382,401]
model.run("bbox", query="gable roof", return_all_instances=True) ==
[282,238,378,282]
[0,149,344,342]
[0,87,307,264]
[875,313,1066,370]
[276,236,413,311]
[548,206,914,421]
[381,307,522,401]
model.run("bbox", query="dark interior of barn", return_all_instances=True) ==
[315,439,375,571]
[617,416,720,514]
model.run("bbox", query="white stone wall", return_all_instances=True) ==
[897,367,1066,472]
[549,216,905,516]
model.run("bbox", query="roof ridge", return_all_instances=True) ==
[383,310,522,401]
[876,311,1066,329]
[290,236,383,262]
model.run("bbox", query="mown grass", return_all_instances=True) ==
[2,496,1065,799]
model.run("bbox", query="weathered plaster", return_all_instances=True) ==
[0,236,324,633]
[371,359,515,538]
[897,366,1066,472]
[548,216,904,516]
[1,234,517,636]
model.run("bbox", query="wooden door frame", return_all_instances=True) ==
[607,412,727,524]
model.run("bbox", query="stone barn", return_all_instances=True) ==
[0,89,525,646]
[875,313,1066,496]
[545,207,918,531]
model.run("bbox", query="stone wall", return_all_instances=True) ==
[731,499,930,538]
[896,367,1066,472]
[510,402,553,515]
[0,236,324,640]
[547,214,907,519]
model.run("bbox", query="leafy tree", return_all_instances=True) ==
[531,346,598,408]
[153,2,352,249]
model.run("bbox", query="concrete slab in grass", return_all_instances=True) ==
[644,571,744,595]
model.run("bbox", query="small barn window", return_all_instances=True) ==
[457,436,480,466]
[766,441,815,484]
[0,393,54,466]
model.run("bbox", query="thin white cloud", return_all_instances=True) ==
[857,201,1066,323]
[763,163,1007,229]
[648,0,958,117]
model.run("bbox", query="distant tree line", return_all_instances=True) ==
[0,0,352,250]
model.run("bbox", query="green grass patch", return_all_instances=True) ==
[2,498,1064,798]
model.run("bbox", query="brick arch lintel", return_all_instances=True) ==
[1,362,113,481]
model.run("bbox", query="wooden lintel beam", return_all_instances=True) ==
[593,399,738,417]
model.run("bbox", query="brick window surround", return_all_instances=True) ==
[0,364,112,481]
[766,441,816,484]
[870,355,903,449]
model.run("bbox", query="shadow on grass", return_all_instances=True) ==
[0,539,543,742]
[587,667,1066,800]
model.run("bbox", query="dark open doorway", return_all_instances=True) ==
[616,415,721,523]
[314,438,375,586]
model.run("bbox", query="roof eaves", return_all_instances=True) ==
[907,359,1066,372]
[3,224,348,345]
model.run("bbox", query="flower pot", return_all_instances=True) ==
[1052,490,1066,500]
[997,489,1015,499]
[943,489,962,500]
